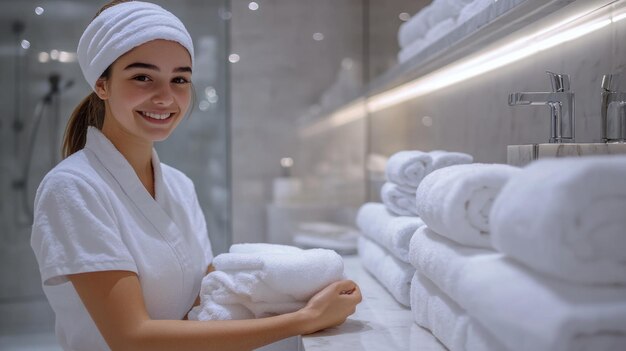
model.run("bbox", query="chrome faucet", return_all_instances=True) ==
[601,74,626,143]
[508,71,575,143]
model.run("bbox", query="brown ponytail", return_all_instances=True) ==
[62,66,111,159]
[62,0,133,159]
[61,89,106,159]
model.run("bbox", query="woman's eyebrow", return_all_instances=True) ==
[124,62,192,73]
[124,62,158,71]
[174,66,192,73]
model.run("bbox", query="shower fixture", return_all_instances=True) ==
[11,20,25,138]
[13,73,74,224]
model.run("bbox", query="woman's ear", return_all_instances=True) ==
[94,78,109,100]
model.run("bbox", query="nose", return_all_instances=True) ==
[151,82,175,106]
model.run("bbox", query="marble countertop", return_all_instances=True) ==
[300,256,446,351]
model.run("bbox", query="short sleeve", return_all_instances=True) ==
[30,171,137,286]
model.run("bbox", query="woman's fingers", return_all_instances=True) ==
[333,279,357,293]
[339,288,355,295]
[336,281,362,303]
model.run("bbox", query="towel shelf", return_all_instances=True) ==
[299,0,599,137]
[300,256,445,351]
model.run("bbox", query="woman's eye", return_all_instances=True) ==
[133,75,151,82]
[173,77,190,84]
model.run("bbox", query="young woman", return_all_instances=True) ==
[30,1,361,350]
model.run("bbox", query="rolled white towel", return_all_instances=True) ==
[423,17,457,44]
[397,0,474,49]
[229,243,303,255]
[428,150,473,170]
[437,0,477,13]
[415,163,520,248]
[385,151,433,189]
[398,5,435,49]
[397,38,429,64]
[457,0,493,25]
[410,227,626,351]
[188,295,256,321]
[214,247,344,301]
[356,202,424,262]
[410,272,506,351]
[190,244,344,320]
[381,182,419,216]
[490,155,626,285]
[190,270,304,320]
[358,236,413,306]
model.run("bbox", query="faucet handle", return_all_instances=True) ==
[546,71,570,92]
[601,73,625,92]
[601,74,614,91]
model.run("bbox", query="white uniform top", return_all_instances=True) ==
[31,127,214,351]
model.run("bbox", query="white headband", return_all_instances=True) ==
[77,1,194,91]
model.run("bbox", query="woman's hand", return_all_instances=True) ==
[298,280,362,334]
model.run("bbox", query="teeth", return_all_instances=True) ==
[141,111,172,120]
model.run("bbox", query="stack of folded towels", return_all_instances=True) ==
[397,0,494,63]
[189,243,345,321]
[357,149,472,306]
[408,155,626,351]
[381,149,472,216]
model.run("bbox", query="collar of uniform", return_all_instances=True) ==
[84,126,165,204]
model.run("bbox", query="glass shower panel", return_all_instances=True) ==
[0,0,230,335]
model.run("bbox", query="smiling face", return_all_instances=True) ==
[95,39,193,144]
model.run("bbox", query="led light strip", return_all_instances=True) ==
[301,1,626,136]
[367,16,613,113]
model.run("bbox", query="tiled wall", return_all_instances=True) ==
[230,0,428,244]
[230,0,365,244]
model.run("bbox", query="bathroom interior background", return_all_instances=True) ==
[1,0,624,337]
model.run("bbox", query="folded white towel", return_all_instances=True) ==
[410,272,506,351]
[490,156,626,285]
[358,236,413,306]
[398,6,435,49]
[190,244,344,320]
[415,163,520,248]
[428,150,473,171]
[189,271,304,321]
[410,227,626,351]
[397,38,429,64]
[381,182,419,216]
[424,17,457,44]
[438,0,478,13]
[398,0,474,48]
[356,202,424,262]
[457,0,493,25]
[188,293,257,320]
[228,243,303,255]
[213,246,344,301]
[385,151,433,189]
